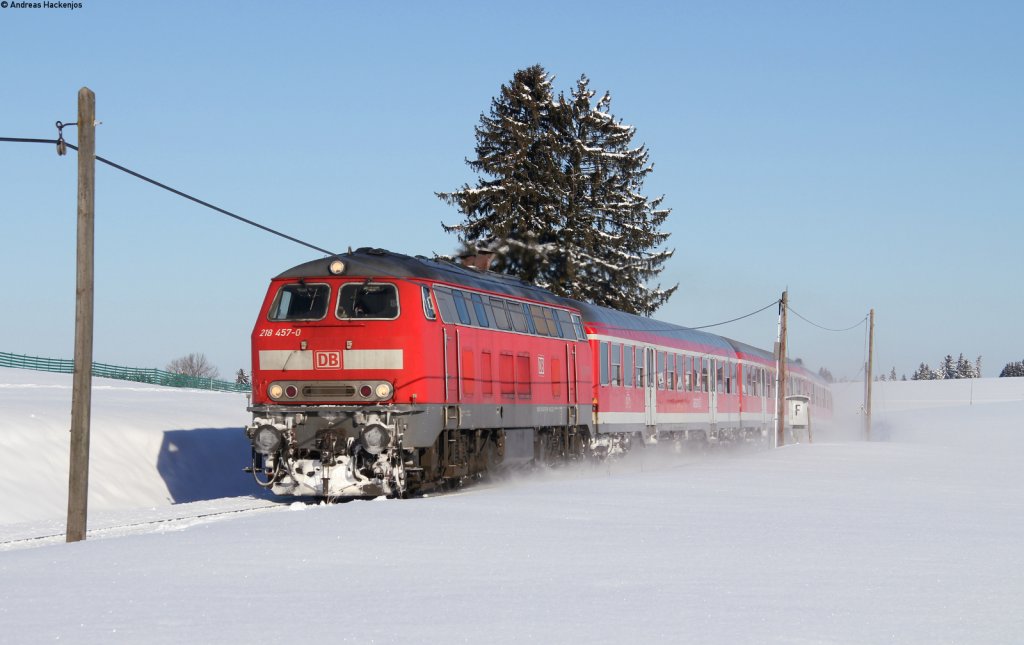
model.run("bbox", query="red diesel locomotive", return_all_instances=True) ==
[245,248,831,498]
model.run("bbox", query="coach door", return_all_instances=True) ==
[644,347,657,426]
[566,344,579,425]
[708,357,718,427]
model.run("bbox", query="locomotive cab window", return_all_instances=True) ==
[337,283,399,319]
[269,283,330,321]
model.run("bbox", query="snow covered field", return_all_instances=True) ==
[1,367,1023,643]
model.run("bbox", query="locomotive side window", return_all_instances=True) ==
[554,309,573,338]
[433,287,459,323]
[470,293,491,328]
[422,285,582,343]
[529,305,551,337]
[452,290,472,325]
[421,286,437,321]
[571,314,586,341]
[508,302,530,334]
[337,283,399,319]
[489,298,512,331]
[269,283,330,321]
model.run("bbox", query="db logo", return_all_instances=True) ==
[314,350,342,370]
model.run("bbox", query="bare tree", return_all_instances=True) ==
[166,353,220,379]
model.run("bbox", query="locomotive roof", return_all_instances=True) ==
[275,248,571,307]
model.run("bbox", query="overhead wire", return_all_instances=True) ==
[0,135,339,259]
[787,305,867,333]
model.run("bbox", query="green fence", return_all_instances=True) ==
[0,351,250,393]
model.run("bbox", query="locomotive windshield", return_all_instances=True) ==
[268,283,330,321]
[337,283,399,319]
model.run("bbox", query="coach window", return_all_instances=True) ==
[269,283,330,321]
[599,342,610,386]
[610,344,622,386]
[636,348,646,388]
[624,345,634,387]
[701,358,710,393]
[338,283,399,320]
[489,298,512,331]
[656,352,666,390]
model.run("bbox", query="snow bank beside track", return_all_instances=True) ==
[0,368,260,524]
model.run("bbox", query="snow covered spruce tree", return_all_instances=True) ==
[438,66,676,315]
[438,66,566,291]
[558,74,676,313]
[1000,360,1024,377]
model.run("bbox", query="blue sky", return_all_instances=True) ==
[2,1,1021,380]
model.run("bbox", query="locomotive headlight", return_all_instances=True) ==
[329,259,346,275]
[268,384,284,400]
[253,425,283,454]
[360,424,390,455]
[375,382,393,399]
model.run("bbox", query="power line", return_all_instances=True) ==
[0,136,339,259]
[690,299,781,330]
[591,299,781,334]
[787,305,867,332]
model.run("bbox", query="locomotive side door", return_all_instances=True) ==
[644,347,657,426]
[443,327,459,403]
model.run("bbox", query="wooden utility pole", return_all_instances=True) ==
[864,308,875,442]
[775,290,788,448]
[67,87,95,543]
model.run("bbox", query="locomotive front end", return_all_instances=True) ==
[245,255,431,498]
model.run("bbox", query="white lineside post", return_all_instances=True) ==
[67,87,95,543]
[864,308,874,441]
